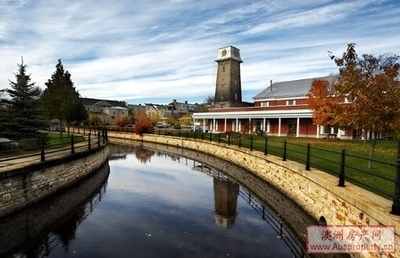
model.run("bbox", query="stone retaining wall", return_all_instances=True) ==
[0,145,110,218]
[108,132,400,257]
[0,162,110,257]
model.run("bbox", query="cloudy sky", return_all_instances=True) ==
[1,0,399,105]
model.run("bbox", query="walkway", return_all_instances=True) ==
[0,141,92,173]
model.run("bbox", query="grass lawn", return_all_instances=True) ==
[46,132,86,148]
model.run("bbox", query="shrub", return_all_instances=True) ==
[134,112,154,135]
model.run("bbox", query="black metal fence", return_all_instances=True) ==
[0,129,108,166]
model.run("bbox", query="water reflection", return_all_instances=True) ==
[0,143,330,257]
[112,143,311,257]
[0,162,110,258]
[213,176,239,228]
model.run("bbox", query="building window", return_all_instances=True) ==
[222,66,225,72]
[261,102,269,107]
[286,100,296,106]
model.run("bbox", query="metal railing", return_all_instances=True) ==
[0,129,108,167]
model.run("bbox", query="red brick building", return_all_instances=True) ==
[192,46,354,139]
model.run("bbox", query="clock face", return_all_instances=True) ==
[222,49,227,57]
[233,49,239,57]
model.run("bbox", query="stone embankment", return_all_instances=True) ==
[0,144,110,218]
[108,131,400,258]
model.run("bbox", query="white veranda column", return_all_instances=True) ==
[235,118,239,132]
[278,118,281,136]
[249,118,251,133]
[296,117,300,137]
[224,119,227,132]
[213,118,216,132]
[263,118,266,132]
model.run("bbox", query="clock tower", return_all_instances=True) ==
[214,46,243,107]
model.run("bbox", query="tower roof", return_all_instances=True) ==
[215,46,243,63]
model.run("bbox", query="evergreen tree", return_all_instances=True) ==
[41,59,88,133]
[0,59,47,140]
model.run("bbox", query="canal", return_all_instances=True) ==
[0,143,317,258]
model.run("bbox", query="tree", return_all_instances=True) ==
[329,44,400,134]
[148,112,160,126]
[88,114,103,126]
[205,95,214,106]
[118,117,129,127]
[134,111,153,135]
[0,59,47,140]
[307,77,341,137]
[179,113,192,127]
[329,43,400,164]
[166,115,177,126]
[41,59,88,135]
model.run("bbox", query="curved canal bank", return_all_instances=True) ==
[108,132,400,257]
[0,162,110,257]
[0,144,110,218]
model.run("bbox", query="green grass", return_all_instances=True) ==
[46,132,85,148]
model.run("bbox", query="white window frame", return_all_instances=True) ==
[286,100,296,106]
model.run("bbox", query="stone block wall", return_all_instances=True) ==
[0,145,110,218]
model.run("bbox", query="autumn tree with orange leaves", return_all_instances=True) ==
[329,43,400,138]
[311,43,400,164]
[307,77,341,134]
[134,111,154,135]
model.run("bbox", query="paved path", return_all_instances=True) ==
[0,141,93,173]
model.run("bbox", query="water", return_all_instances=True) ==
[0,143,314,258]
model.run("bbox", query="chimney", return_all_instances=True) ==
[270,80,273,91]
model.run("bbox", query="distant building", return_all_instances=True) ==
[170,99,198,113]
[144,103,171,122]
[128,101,202,125]
[81,98,129,125]
[127,104,146,120]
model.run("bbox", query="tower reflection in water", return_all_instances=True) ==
[213,176,239,228]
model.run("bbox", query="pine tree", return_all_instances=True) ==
[0,59,46,140]
[41,59,88,133]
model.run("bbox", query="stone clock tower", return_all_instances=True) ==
[214,46,243,108]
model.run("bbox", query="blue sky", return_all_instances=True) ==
[1,0,399,105]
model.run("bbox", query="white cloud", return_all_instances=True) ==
[1,0,399,104]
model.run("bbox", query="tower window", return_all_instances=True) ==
[222,66,225,72]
